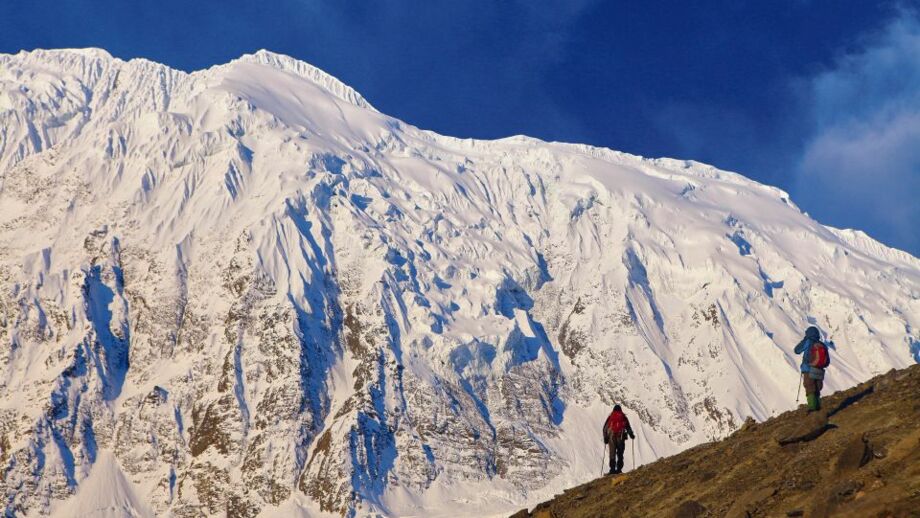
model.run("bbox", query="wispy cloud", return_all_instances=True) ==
[792,11,920,255]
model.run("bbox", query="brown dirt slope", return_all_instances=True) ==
[515,364,920,518]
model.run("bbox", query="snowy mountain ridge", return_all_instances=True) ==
[0,48,917,518]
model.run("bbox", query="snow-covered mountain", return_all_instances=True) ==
[0,48,917,518]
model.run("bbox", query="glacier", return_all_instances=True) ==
[0,48,917,517]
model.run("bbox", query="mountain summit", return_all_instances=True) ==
[0,49,917,517]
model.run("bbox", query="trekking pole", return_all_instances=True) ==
[600,442,607,476]
[631,439,635,472]
[795,372,803,403]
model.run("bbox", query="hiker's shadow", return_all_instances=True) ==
[828,385,874,418]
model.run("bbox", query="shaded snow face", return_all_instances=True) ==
[0,48,918,518]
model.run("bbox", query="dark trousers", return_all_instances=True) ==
[609,439,626,472]
[803,375,823,396]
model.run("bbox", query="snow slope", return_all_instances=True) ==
[0,48,917,517]
[47,451,154,518]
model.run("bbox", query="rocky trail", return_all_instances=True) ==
[515,364,920,518]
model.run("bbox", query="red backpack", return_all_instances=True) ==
[606,411,628,440]
[809,340,830,369]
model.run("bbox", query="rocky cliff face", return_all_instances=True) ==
[0,49,917,517]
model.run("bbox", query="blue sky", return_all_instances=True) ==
[2,1,918,255]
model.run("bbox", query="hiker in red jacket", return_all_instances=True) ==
[602,404,635,475]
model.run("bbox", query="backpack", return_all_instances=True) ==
[606,411,627,440]
[809,340,830,369]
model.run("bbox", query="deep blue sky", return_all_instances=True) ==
[2,1,918,255]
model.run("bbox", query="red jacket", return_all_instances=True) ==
[603,409,634,443]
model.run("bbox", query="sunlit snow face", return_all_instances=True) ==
[0,48,916,518]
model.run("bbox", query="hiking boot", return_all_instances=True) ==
[806,394,818,412]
